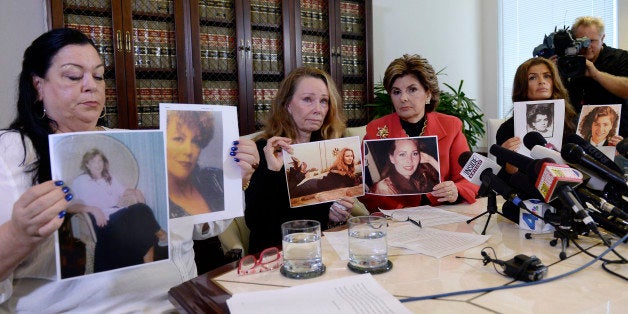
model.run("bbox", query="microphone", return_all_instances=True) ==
[617,138,628,158]
[565,134,624,174]
[576,187,628,220]
[556,185,600,235]
[523,131,558,151]
[531,145,607,191]
[458,152,525,208]
[489,144,553,175]
[561,143,628,191]
[535,162,584,202]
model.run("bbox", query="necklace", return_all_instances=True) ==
[419,116,428,136]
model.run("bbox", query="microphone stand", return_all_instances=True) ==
[466,190,508,235]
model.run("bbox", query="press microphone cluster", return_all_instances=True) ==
[458,151,525,209]
[489,143,600,235]
[493,132,627,237]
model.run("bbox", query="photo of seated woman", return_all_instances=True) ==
[50,131,169,279]
[283,136,363,207]
[526,102,554,138]
[364,136,440,196]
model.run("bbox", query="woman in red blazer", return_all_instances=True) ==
[359,54,478,211]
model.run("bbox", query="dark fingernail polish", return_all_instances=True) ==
[233,140,239,145]
[62,186,70,194]
[231,146,238,151]
[229,151,236,156]
[234,158,240,162]
[55,180,64,186]
[65,194,73,201]
[58,211,66,219]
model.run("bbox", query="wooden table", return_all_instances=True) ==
[168,198,628,313]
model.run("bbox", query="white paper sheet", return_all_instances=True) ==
[386,224,491,258]
[226,274,412,314]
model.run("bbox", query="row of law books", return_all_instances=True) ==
[65,0,174,14]
[200,26,237,72]
[202,81,239,106]
[251,0,282,25]
[252,33,284,73]
[199,0,234,21]
[343,83,366,122]
[341,40,365,75]
[301,0,327,30]
[66,15,114,67]
[340,1,365,33]
[132,20,177,69]
[302,34,329,71]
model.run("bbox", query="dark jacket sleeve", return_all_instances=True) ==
[495,117,514,147]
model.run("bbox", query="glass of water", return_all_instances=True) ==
[280,220,326,279]
[347,216,392,274]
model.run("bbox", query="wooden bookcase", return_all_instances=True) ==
[49,0,372,134]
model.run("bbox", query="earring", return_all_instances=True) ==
[425,99,430,105]
[99,109,106,119]
[39,107,47,119]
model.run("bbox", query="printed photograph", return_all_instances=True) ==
[50,131,169,280]
[364,136,441,196]
[576,104,622,147]
[513,99,565,155]
[283,136,364,208]
[526,102,554,138]
[160,104,244,225]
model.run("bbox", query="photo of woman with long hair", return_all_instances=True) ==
[366,137,440,196]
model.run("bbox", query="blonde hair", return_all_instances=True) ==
[259,66,346,141]
[572,16,605,35]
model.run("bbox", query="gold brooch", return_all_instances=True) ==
[376,125,389,138]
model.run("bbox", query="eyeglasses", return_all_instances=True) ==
[237,247,283,276]
[372,212,422,228]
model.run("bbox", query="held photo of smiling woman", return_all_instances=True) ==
[166,110,224,218]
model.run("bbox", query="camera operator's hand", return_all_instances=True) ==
[582,59,599,78]
[548,55,558,64]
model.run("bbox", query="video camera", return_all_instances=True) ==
[532,27,591,78]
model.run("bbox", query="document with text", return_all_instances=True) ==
[227,274,412,314]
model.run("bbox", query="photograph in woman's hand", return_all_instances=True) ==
[364,136,441,196]
[283,136,364,208]
[49,130,169,280]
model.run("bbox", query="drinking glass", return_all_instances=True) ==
[347,216,392,274]
[280,220,326,279]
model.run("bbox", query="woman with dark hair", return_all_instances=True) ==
[70,148,167,272]
[370,139,439,195]
[166,110,224,217]
[578,105,622,147]
[0,28,259,311]
[245,66,355,254]
[526,103,554,137]
[359,54,478,211]
[496,57,577,153]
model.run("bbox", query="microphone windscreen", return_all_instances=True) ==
[561,143,584,163]
[565,133,623,173]
[458,151,473,167]
[523,132,547,150]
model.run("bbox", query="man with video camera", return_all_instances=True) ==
[561,16,628,139]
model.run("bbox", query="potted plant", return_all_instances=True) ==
[365,79,485,150]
